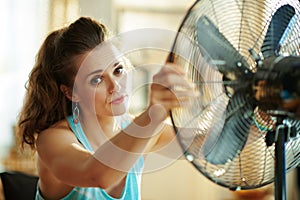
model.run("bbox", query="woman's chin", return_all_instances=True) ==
[110,105,128,116]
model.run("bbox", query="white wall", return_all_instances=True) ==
[0,0,49,150]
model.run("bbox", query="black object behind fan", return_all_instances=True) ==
[168,0,300,199]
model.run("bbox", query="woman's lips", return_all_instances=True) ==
[110,95,127,104]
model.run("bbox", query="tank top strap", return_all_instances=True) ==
[67,116,93,152]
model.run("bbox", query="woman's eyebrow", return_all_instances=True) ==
[113,61,122,67]
[85,69,103,79]
[85,62,121,79]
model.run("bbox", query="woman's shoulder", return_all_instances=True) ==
[44,118,71,133]
[37,118,74,144]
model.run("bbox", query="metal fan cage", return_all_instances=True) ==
[170,0,300,190]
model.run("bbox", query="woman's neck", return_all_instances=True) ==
[79,113,117,149]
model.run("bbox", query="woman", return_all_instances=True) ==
[17,17,196,200]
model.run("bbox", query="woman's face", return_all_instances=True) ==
[73,43,130,118]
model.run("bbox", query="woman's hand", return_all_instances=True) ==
[148,62,197,121]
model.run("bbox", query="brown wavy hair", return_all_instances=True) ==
[17,17,108,149]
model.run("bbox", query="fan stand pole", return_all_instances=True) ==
[274,123,288,200]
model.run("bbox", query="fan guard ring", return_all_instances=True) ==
[169,0,300,190]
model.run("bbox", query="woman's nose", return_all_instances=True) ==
[107,77,121,94]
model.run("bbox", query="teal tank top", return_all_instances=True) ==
[36,116,144,200]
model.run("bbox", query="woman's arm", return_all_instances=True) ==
[37,106,165,189]
[36,63,196,189]
[147,122,185,160]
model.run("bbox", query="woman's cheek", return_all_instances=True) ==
[93,88,107,105]
[80,87,103,110]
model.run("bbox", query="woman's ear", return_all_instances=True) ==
[60,84,80,102]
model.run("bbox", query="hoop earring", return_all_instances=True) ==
[73,102,80,124]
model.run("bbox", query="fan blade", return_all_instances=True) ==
[196,15,249,77]
[202,90,254,165]
[261,4,295,58]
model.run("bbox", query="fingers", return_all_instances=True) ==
[152,63,191,90]
[151,87,196,109]
[150,62,199,111]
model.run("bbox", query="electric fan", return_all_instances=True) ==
[167,0,300,199]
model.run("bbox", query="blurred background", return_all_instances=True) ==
[0,0,299,199]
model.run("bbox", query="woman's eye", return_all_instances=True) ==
[90,76,102,85]
[114,65,124,75]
